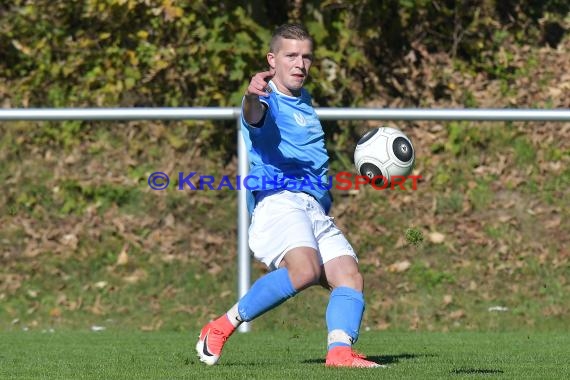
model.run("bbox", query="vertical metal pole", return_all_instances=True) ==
[236,116,251,332]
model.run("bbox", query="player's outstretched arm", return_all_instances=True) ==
[242,70,273,125]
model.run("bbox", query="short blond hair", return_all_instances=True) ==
[269,23,313,53]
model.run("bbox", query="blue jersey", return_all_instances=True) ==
[240,80,332,215]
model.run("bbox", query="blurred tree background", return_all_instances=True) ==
[2,0,568,106]
[1,0,568,150]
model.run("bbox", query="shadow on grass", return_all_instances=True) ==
[302,352,436,365]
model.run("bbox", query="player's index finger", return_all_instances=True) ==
[260,70,274,93]
[262,70,274,80]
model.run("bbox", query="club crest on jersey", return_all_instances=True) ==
[293,112,307,127]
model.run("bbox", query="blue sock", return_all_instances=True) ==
[237,268,297,322]
[326,286,365,350]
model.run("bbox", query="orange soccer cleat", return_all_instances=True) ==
[195,315,236,365]
[325,346,386,368]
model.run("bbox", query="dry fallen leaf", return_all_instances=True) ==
[49,307,61,318]
[449,310,466,320]
[123,269,148,284]
[429,232,445,244]
[95,281,107,289]
[387,260,412,273]
[116,244,129,266]
[60,234,78,249]
[544,216,561,229]
[163,213,175,228]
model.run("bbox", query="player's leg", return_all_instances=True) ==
[238,190,323,320]
[238,245,320,321]
[321,256,384,368]
[322,255,363,348]
[196,191,320,365]
[322,256,365,348]
[196,246,321,365]
[305,194,383,368]
[196,264,299,366]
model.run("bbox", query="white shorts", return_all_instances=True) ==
[248,190,358,271]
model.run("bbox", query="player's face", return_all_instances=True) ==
[267,37,313,97]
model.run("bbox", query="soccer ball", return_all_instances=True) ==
[353,126,415,187]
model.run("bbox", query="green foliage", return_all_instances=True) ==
[56,179,142,215]
[513,136,537,166]
[1,0,567,152]
[3,0,566,108]
[468,180,494,211]
[409,262,456,289]
[444,121,496,156]
[2,1,267,108]
[435,191,464,214]
[405,227,424,246]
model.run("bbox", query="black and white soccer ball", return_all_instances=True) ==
[354,126,415,187]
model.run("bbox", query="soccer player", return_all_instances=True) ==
[196,23,383,368]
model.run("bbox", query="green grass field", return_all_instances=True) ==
[1,330,569,379]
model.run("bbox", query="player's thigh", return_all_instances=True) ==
[248,191,318,270]
[311,207,358,267]
[306,199,361,290]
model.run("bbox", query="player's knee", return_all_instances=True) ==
[351,271,364,291]
[333,269,363,292]
[289,266,321,291]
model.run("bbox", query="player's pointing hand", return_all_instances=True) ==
[246,70,274,97]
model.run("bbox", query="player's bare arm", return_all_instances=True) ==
[242,70,273,125]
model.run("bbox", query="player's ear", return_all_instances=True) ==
[267,52,275,71]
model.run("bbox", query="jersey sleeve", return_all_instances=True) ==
[240,95,270,131]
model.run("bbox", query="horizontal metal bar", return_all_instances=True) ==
[315,108,570,121]
[0,107,569,121]
[0,107,241,121]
